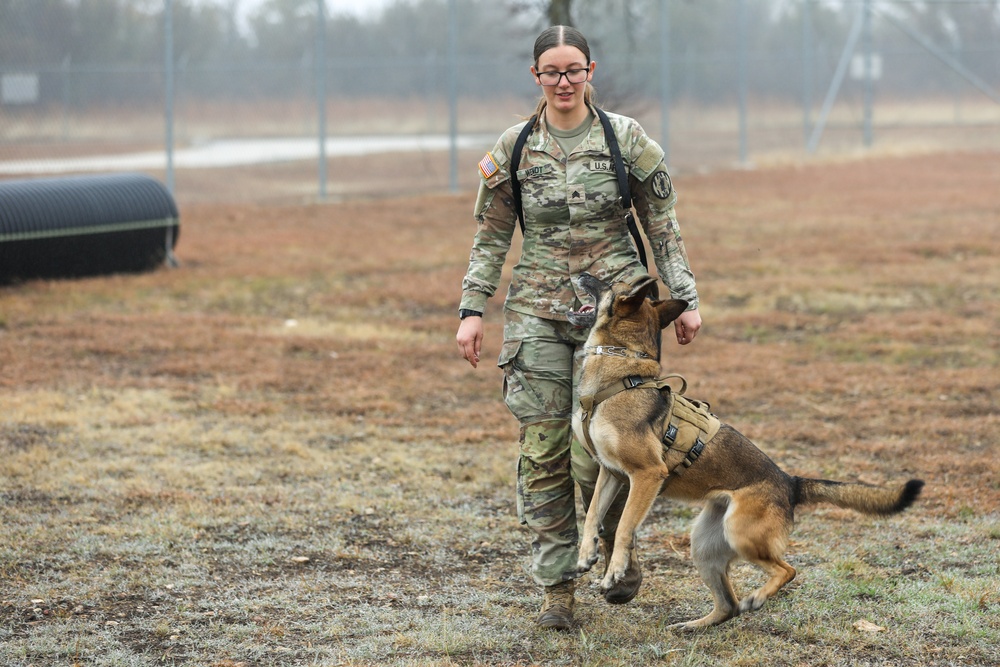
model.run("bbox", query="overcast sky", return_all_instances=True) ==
[226,0,401,21]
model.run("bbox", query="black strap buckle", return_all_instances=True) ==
[624,375,645,389]
[683,439,705,467]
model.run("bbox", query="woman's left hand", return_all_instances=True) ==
[674,308,702,345]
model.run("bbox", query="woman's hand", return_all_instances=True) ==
[456,316,484,368]
[674,308,702,345]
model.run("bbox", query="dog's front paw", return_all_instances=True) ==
[599,549,629,592]
[599,566,626,593]
[576,536,600,573]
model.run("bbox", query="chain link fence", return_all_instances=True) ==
[1,0,998,204]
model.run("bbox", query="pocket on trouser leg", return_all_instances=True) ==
[498,340,547,423]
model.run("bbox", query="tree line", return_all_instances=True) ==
[2,0,998,105]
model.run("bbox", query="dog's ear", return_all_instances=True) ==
[655,299,689,329]
[625,275,659,304]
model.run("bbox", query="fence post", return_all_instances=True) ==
[317,0,328,201]
[61,55,71,141]
[862,0,873,148]
[737,0,748,165]
[164,0,175,196]
[659,0,671,166]
[802,0,813,146]
[447,0,458,193]
[163,0,177,267]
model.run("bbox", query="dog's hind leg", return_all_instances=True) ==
[737,553,796,614]
[727,499,796,613]
[668,496,739,631]
[577,466,623,574]
[600,466,664,594]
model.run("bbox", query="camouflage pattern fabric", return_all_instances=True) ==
[460,105,701,587]
[460,104,699,320]
[500,311,613,586]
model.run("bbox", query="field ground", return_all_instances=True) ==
[0,150,998,665]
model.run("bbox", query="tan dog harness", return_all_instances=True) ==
[578,374,721,480]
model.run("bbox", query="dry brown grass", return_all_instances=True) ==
[1,151,998,666]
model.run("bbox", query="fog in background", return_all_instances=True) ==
[2,0,998,201]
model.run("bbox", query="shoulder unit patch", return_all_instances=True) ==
[652,170,673,199]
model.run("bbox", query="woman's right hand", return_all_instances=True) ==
[456,316,484,368]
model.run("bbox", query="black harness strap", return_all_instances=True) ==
[597,109,648,271]
[509,109,648,270]
[509,115,536,236]
[598,108,631,211]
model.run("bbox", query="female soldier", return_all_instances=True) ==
[456,25,701,630]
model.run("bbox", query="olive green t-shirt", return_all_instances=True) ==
[548,111,594,156]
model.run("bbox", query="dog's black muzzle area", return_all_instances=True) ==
[575,272,609,301]
[568,273,609,329]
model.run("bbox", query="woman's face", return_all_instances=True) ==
[531,44,594,119]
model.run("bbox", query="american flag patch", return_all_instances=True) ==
[478,152,499,179]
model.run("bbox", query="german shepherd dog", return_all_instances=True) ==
[568,273,923,630]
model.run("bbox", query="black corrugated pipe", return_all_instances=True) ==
[0,173,179,284]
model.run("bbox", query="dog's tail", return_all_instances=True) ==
[794,478,924,515]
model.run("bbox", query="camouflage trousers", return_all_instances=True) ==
[498,310,627,587]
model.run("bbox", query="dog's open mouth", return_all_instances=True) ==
[567,304,596,329]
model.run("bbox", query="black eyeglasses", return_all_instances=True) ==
[537,68,590,86]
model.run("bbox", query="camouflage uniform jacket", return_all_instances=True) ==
[460,105,699,321]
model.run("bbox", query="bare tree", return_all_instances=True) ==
[548,0,573,26]
[509,0,574,27]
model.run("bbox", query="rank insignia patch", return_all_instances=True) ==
[478,152,499,179]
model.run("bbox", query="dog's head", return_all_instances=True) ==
[568,273,688,347]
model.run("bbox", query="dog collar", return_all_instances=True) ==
[584,345,653,360]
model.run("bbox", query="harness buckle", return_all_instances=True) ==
[683,439,706,467]
[623,375,645,389]
[662,423,678,444]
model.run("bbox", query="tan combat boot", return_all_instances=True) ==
[535,580,575,630]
